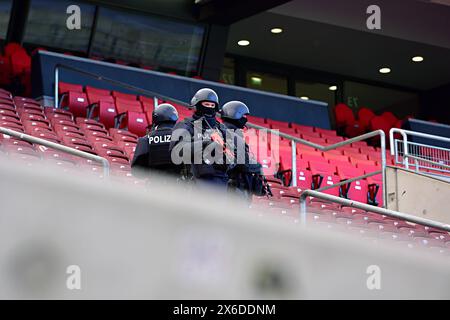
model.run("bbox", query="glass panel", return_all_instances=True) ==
[221,57,235,84]
[0,0,12,40]
[23,0,95,52]
[91,7,205,74]
[295,81,336,106]
[344,81,419,117]
[246,71,288,95]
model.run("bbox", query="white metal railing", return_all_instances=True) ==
[0,127,110,177]
[246,123,387,207]
[390,128,450,174]
[299,189,450,232]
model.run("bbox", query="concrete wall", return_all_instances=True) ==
[386,166,450,224]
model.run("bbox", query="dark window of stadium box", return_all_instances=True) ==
[91,7,205,75]
[23,0,95,53]
[221,57,235,85]
[295,81,336,107]
[0,0,11,41]
[343,81,420,118]
[246,71,288,95]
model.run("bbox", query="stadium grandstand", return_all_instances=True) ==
[0,0,450,302]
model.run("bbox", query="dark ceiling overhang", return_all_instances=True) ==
[194,0,292,25]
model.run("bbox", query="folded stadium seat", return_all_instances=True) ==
[83,126,110,139]
[366,175,383,206]
[309,161,338,190]
[289,123,313,134]
[65,143,95,154]
[323,136,345,145]
[76,119,105,131]
[278,127,298,137]
[350,158,378,168]
[381,111,398,127]
[139,96,155,113]
[315,128,337,137]
[127,111,149,137]
[347,153,369,162]
[323,153,350,164]
[95,147,127,160]
[0,96,14,104]
[20,112,47,122]
[321,149,342,158]
[85,86,110,97]
[86,91,115,116]
[114,98,143,128]
[357,107,376,131]
[86,134,113,145]
[54,130,85,141]
[38,146,76,162]
[61,91,89,117]
[22,117,50,128]
[0,121,23,132]
[61,135,92,148]
[296,144,317,154]
[0,107,19,117]
[44,108,73,120]
[30,131,61,144]
[53,122,82,135]
[112,91,137,101]
[338,166,368,202]
[58,82,83,97]
[294,159,313,190]
[267,119,290,129]
[93,141,124,154]
[301,136,327,147]
[109,128,137,139]
[116,140,137,151]
[0,89,12,98]
[0,114,21,125]
[97,101,117,129]
[2,143,37,157]
[246,115,266,126]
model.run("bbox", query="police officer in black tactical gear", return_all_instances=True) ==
[169,88,230,188]
[131,103,179,177]
[220,101,270,200]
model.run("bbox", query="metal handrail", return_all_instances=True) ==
[247,123,387,207]
[0,127,110,177]
[389,128,450,170]
[299,189,450,232]
[54,64,387,205]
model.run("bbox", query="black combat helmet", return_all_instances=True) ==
[221,101,250,129]
[190,88,219,110]
[152,103,179,124]
[221,101,250,120]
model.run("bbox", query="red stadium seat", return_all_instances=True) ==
[58,82,83,95]
[85,86,110,97]
[357,107,375,130]
[381,111,398,126]
[127,111,149,137]
[334,103,355,128]
[98,101,117,129]
[61,91,89,117]
[112,91,137,101]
